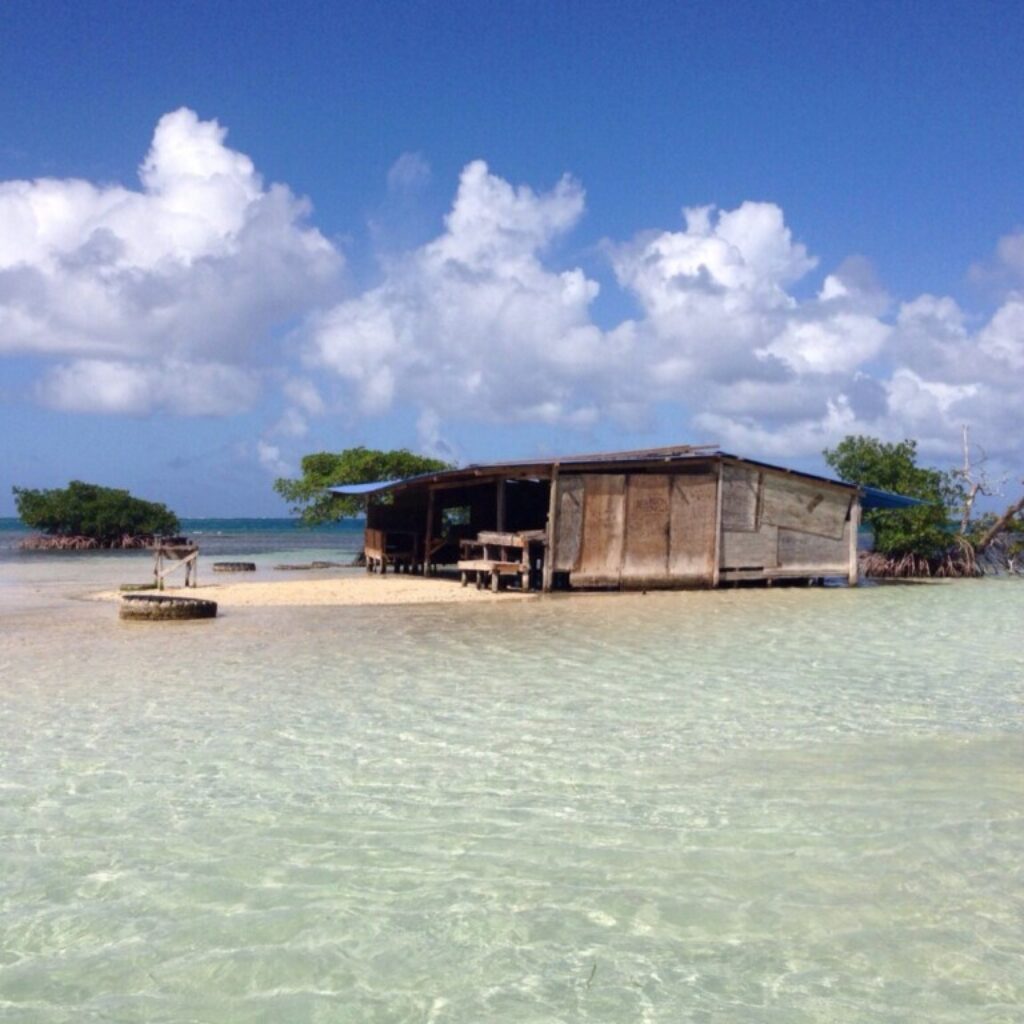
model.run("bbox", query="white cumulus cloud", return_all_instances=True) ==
[296,166,1024,468]
[0,108,341,414]
[301,160,608,428]
[6,123,1024,472]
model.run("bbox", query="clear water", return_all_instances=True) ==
[0,517,364,563]
[1,550,1022,1022]
[0,519,365,607]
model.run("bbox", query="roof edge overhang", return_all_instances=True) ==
[327,445,923,508]
[859,486,926,510]
[329,444,722,498]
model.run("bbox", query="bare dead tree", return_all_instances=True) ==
[976,492,1024,553]
[943,426,1023,573]
[954,425,999,535]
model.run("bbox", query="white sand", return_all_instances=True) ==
[96,574,537,608]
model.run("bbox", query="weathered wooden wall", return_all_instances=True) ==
[718,463,852,578]
[553,469,717,588]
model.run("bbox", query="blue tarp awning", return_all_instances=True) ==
[328,479,403,496]
[860,486,925,510]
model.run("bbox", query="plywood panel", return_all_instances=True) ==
[571,474,626,586]
[778,523,850,572]
[721,526,779,569]
[721,464,759,531]
[668,471,718,583]
[621,474,670,584]
[761,474,851,539]
[553,475,583,572]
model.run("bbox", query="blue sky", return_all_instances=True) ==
[2,0,1023,516]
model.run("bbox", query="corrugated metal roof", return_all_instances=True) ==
[463,442,720,468]
[329,444,723,496]
[326,445,921,508]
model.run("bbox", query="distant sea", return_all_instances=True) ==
[0,516,365,562]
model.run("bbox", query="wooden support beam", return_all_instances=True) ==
[712,459,724,588]
[424,487,435,576]
[542,465,560,593]
[152,547,198,589]
[848,497,860,587]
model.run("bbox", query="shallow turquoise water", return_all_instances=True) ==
[0,517,363,563]
[1,570,1022,1022]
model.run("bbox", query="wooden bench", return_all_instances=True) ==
[457,530,546,591]
[365,528,418,574]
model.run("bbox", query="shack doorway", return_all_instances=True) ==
[366,476,551,582]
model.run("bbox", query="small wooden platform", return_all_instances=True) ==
[153,538,199,590]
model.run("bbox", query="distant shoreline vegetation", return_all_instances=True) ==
[12,481,179,551]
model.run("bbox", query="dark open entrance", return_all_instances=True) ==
[364,476,551,586]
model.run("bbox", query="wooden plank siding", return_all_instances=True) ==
[572,474,627,586]
[718,467,856,579]
[721,525,779,569]
[760,474,850,539]
[668,471,718,584]
[720,464,759,531]
[551,470,718,588]
[777,523,850,572]
[553,474,584,573]
[621,474,671,586]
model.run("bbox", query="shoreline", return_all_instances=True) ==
[92,574,538,608]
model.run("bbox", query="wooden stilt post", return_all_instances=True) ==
[542,465,560,593]
[711,458,724,589]
[152,540,198,590]
[424,487,436,577]
[848,497,860,587]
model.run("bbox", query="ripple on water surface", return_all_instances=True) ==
[1,580,1023,1022]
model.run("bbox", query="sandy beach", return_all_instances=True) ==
[94,573,537,607]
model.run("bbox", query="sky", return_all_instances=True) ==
[1,0,1023,516]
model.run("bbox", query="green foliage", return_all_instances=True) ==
[823,435,962,557]
[273,446,453,524]
[13,480,180,543]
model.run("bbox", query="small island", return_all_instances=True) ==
[13,480,180,551]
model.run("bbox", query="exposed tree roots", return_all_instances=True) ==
[19,534,158,551]
[863,534,1023,578]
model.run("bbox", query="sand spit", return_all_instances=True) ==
[94,574,537,608]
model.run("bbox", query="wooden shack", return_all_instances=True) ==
[333,445,863,591]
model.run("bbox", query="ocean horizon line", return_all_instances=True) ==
[0,515,365,531]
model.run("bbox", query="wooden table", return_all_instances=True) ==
[458,530,546,591]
